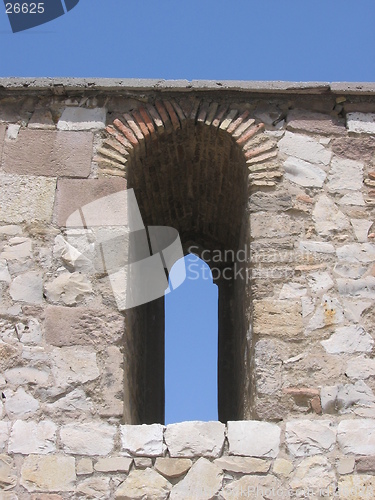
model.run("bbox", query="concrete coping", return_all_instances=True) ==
[0,78,375,95]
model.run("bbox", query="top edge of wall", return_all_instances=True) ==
[0,78,375,95]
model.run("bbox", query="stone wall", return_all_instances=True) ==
[0,79,375,498]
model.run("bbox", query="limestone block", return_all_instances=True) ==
[46,388,93,413]
[9,271,43,304]
[253,300,303,338]
[346,356,375,379]
[299,240,335,254]
[8,420,57,454]
[279,282,307,299]
[339,191,366,206]
[0,260,11,283]
[335,381,375,411]
[57,107,106,130]
[44,305,124,346]
[60,422,116,456]
[337,276,375,299]
[169,458,222,500]
[15,318,42,344]
[0,225,22,237]
[307,296,344,331]
[321,326,374,354]
[313,195,350,236]
[284,157,327,187]
[250,212,304,239]
[28,108,55,129]
[0,454,17,490]
[273,458,294,476]
[0,174,56,223]
[0,422,10,451]
[227,420,280,458]
[249,191,293,212]
[4,366,49,386]
[338,419,375,455]
[254,339,282,395]
[327,157,363,192]
[76,477,110,499]
[154,458,192,479]
[356,456,375,473]
[289,456,336,491]
[337,243,375,263]
[134,457,153,468]
[337,457,355,475]
[307,271,334,294]
[278,131,332,165]
[44,272,92,306]
[53,234,93,273]
[94,457,132,473]
[338,474,375,499]
[51,346,99,389]
[347,112,375,134]
[115,468,171,500]
[0,237,32,261]
[4,387,39,418]
[99,345,124,417]
[351,219,373,243]
[121,423,164,457]
[2,129,92,177]
[165,421,225,458]
[76,458,93,475]
[285,420,336,456]
[214,456,270,474]
[222,474,281,500]
[286,109,345,135]
[21,455,76,492]
[334,262,368,279]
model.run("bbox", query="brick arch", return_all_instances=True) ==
[96,98,282,189]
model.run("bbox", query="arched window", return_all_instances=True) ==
[165,254,218,424]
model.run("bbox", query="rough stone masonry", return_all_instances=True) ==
[0,78,375,498]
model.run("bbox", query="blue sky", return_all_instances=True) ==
[0,0,374,423]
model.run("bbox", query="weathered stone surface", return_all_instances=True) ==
[215,456,270,474]
[307,271,334,294]
[46,388,93,413]
[134,457,153,468]
[337,457,355,475]
[227,420,280,458]
[334,262,368,279]
[21,455,76,492]
[99,345,124,417]
[53,234,93,273]
[279,282,307,299]
[356,456,375,473]
[328,157,364,192]
[44,305,124,346]
[76,477,110,499]
[0,454,17,490]
[332,135,375,162]
[154,458,192,479]
[2,129,92,177]
[347,112,375,134]
[0,124,6,159]
[279,131,332,165]
[338,474,375,499]
[306,295,345,331]
[169,458,222,500]
[28,108,55,129]
[4,387,39,418]
[321,326,374,354]
[51,346,99,388]
[0,260,11,283]
[338,419,375,455]
[249,191,293,212]
[115,468,171,500]
[15,318,42,344]
[286,419,336,456]
[287,109,345,135]
[338,276,375,299]
[9,271,43,304]
[94,457,132,473]
[4,366,49,386]
[222,474,281,500]
[284,157,327,187]
[254,339,282,395]
[57,107,106,130]
[44,272,92,305]
[313,195,350,236]
[299,240,335,254]
[1,237,32,261]
[337,243,375,263]
[351,219,373,243]
[346,356,375,379]
[251,212,304,239]
[54,177,127,227]
[165,421,225,458]
[289,456,336,492]
[8,420,57,454]
[0,422,10,451]
[60,422,116,455]
[121,423,164,457]
[76,457,93,475]
[273,458,294,476]
[339,191,366,206]
[253,300,303,338]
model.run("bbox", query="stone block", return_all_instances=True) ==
[57,107,106,130]
[321,326,374,354]
[4,366,49,386]
[289,456,335,492]
[154,458,192,479]
[0,173,56,223]
[286,420,336,456]
[338,419,375,455]
[253,300,303,338]
[347,112,375,134]
[51,346,99,389]
[0,124,6,160]
[169,458,222,500]
[346,356,375,379]
[227,420,280,458]
[94,457,132,473]
[76,458,93,475]
[121,423,164,456]
[54,177,127,226]
[9,271,43,304]
[77,477,110,498]
[44,305,124,346]
[284,157,327,187]
[28,108,55,129]
[8,420,57,454]
[2,129,92,177]
[337,457,355,475]
[134,457,153,468]
[0,422,10,451]
[4,387,39,418]
[165,421,225,458]
[0,455,17,491]
[328,157,363,192]
[337,243,375,263]
[286,109,345,135]
[278,131,332,165]
[115,468,171,500]
[299,240,335,254]
[332,136,375,163]
[313,195,350,236]
[21,455,76,492]
[44,272,93,305]
[356,456,375,473]
[222,474,281,500]
[251,212,304,239]
[338,474,375,499]
[214,456,270,474]
[60,422,116,456]
[273,458,294,476]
